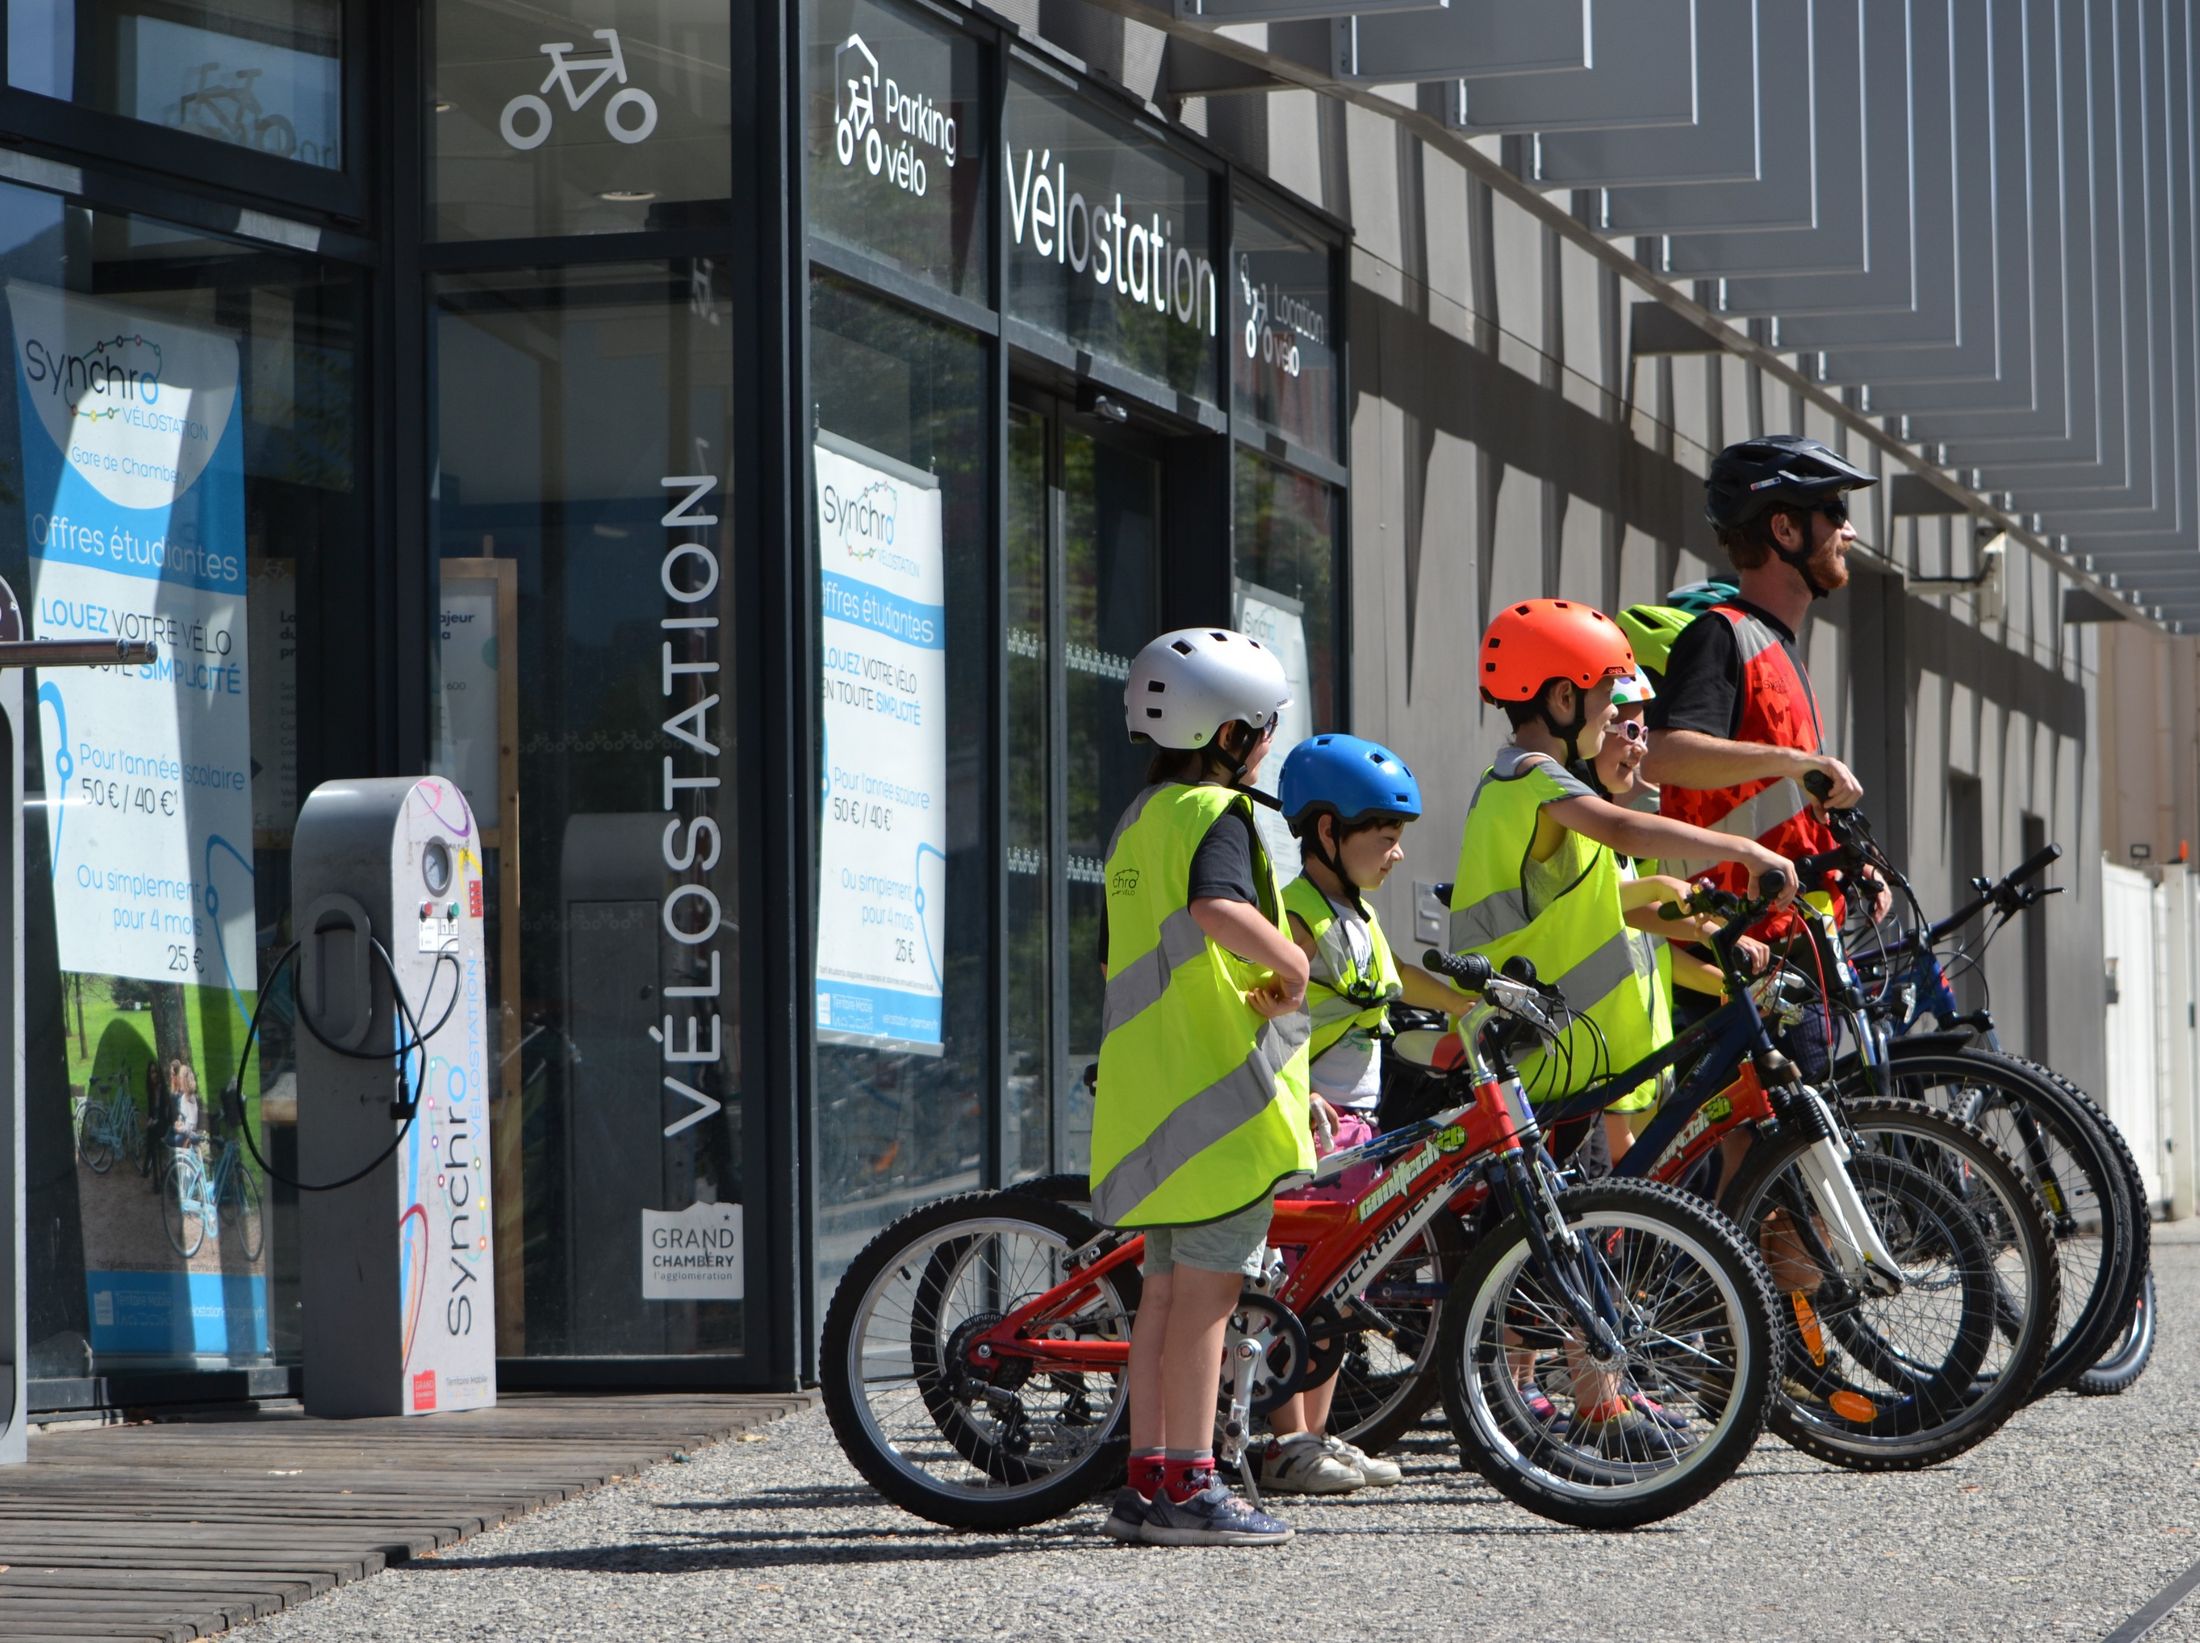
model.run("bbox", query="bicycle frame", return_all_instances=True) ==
[961,991,1618,1381]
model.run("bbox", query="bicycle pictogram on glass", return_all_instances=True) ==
[500,28,659,151]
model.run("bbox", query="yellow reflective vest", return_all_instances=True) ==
[1282,874,1402,1064]
[1448,748,1668,1111]
[1093,783,1314,1227]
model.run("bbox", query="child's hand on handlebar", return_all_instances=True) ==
[1743,844,1799,907]
[1734,935,1773,977]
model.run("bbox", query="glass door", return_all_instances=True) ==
[1003,388,1162,1181]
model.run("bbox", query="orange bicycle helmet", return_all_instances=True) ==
[1478,600,1636,706]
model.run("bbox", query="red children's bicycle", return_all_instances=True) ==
[820,956,1778,1532]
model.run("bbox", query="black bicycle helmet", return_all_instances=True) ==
[1704,435,1877,534]
[1704,435,1877,599]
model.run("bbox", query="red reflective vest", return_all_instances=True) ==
[1659,605,1843,936]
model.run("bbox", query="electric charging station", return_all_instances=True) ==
[0,574,156,1466]
[292,775,494,1418]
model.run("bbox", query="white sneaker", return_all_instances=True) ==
[1258,1432,1365,1494]
[1321,1434,1403,1487]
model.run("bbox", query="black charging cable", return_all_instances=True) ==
[220,937,463,1193]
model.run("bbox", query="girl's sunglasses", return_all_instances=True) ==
[1613,718,1648,744]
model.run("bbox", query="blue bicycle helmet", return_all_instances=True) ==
[1279,734,1423,832]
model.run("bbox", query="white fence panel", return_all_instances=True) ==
[2101,861,2167,1209]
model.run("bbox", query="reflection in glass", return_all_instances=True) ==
[1061,428,1158,1168]
[431,0,732,240]
[0,186,360,1380]
[1235,452,1339,731]
[810,277,987,1289]
[11,3,344,169]
[432,262,741,1359]
[1004,407,1050,1180]
[803,0,987,301]
[1003,70,1219,405]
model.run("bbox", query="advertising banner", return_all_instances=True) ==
[813,431,947,1052]
[1235,581,1312,885]
[6,282,267,1360]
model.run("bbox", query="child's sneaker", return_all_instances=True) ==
[1100,1484,1152,1542]
[1141,1477,1294,1545]
[1573,1399,1695,1464]
[1627,1390,1690,1431]
[1320,1434,1403,1487]
[1256,1432,1365,1494]
[1521,1388,1571,1435]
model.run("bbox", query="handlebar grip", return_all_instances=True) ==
[1423,950,1493,991]
[2007,842,2063,887]
[1803,770,1833,801]
[1760,868,1794,901]
[1500,956,1539,986]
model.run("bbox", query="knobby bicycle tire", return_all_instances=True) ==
[1438,1176,1776,1530]
[821,1191,1138,1531]
[1997,1052,2156,1372]
[2075,1265,2156,1396]
[1868,1046,2136,1396]
[1723,1098,2056,1470]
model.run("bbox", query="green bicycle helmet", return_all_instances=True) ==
[1666,578,1738,614]
[1615,604,1697,684]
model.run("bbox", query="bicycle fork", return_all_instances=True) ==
[1783,1087,1910,1298]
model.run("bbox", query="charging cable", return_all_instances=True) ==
[220,937,462,1193]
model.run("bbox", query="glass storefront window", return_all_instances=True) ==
[1232,203,1339,460]
[0,181,361,1379]
[10,3,345,170]
[431,260,743,1359]
[1235,449,1339,761]
[1003,67,1219,404]
[809,274,987,1282]
[803,0,987,301]
[430,0,732,241]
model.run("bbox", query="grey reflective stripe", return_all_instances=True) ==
[1449,886,1523,950]
[1667,777,1809,876]
[1730,613,1782,664]
[1103,784,1172,866]
[1092,1013,1310,1224]
[1549,927,1643,1014]
[1101,906,1210,1038]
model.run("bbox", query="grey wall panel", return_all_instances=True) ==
[1339,0,1590,80]
[1599,0,1816,233]
[1446,0,1696,134]
[1175,0,1443,21]
[1713,0,1917,313]
[1531,0,1759,185]
[1659,0,1869,274]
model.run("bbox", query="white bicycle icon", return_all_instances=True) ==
[499,28,658,151]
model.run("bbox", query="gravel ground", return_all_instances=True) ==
[224,1235,2200,1643]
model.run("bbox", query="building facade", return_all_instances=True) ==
[0,0,2132,1407]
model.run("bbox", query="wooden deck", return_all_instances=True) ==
[0,1391,815,1643]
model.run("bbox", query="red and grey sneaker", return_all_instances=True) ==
[1140,1476,1294,1546]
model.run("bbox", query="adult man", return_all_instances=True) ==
[1641,434,1885,1077]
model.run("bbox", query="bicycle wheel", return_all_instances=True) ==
[821,1191,1138,1530]
[2076,1266,2156,1396]
[1438,1176,1775,1530]
[1723,1099,2056,1469]
[1319,1208,1469,1456]
[1999,1052,2155,1374]
[1864,1047,2134,1396]
[79,1104,114,1174]
[162,1154,207,1259]
[225,1166,265,1262]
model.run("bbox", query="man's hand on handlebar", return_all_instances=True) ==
[1799,756,1864,812]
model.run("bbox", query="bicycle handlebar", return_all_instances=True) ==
[1422,948,1493,992]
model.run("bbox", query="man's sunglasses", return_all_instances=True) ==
[1810,496,1851,527]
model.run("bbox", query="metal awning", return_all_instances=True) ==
[1145,0,2194,627]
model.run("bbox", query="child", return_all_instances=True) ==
[1095,627,1311,1548]
[1451,599,1796,1174]
[1255,733,1466,1494]
[1579,673,1768,1014]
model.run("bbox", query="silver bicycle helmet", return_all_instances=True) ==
[1124,628,1291,750]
